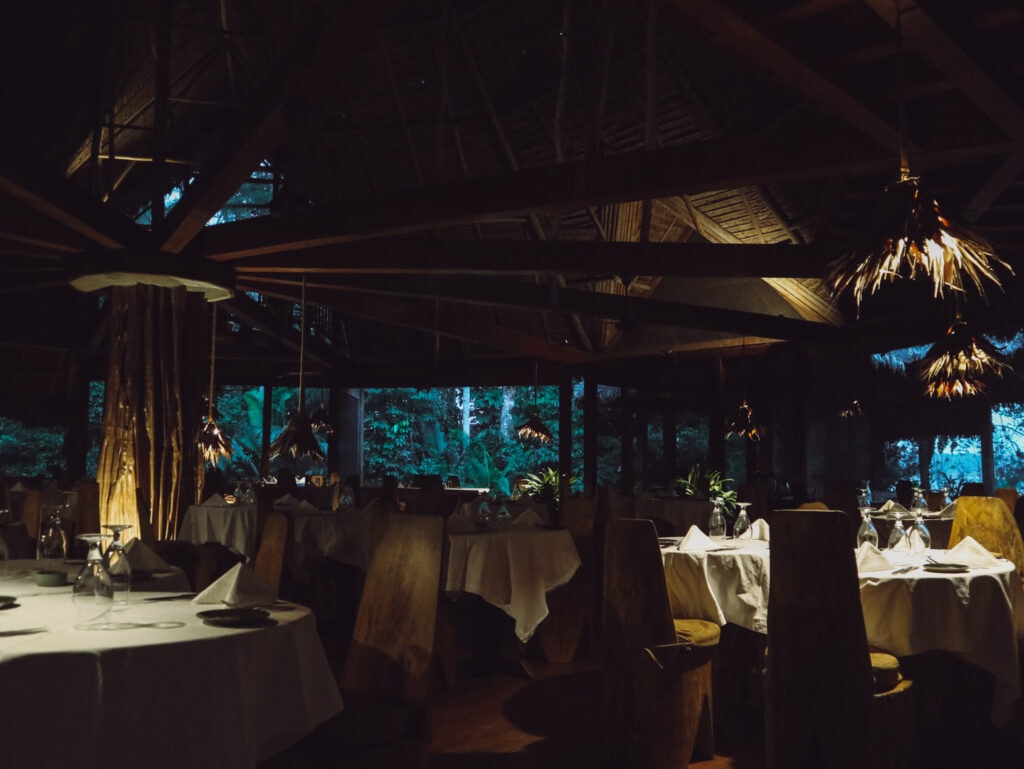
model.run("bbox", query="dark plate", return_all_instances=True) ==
[197,607,276,628]
[923,563,969,573]
[0,596,18,609]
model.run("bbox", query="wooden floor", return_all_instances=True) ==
[427,657,764,769]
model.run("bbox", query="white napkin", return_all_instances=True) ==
[856,541,891,572]
[880,500,909,513]
[202,493,227,507]
[511,508,543,527]
[273,493,299,509]
[942,536,1001,567]
[749,518,770,541]
[192,563,277,607]
[891,531,911,552]
[123,537,171,570]
[679,524,717,552]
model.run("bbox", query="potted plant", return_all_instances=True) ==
[674,463,738,517]
[519,466,578,524]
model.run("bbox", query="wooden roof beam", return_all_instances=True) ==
[231,238,831,278]
[201,130,1020,260]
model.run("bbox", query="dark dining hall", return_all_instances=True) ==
[3,1,1024,767]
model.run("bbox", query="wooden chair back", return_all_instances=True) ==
[74,479,101,534]
[340,512,444,710]
[949,496,1024,580]
[252,511,289,595]
[994,487,1019,519]
[766,508,874,768]
[797,500,829,510]
[194,541,245,592]
[19,489,42,547]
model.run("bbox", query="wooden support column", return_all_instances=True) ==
[710,359,726,473]
[559,373,573,520]
[662,405,677,486]
[583,376,598,496]
[980,402,995,494]
[621,389,635,496]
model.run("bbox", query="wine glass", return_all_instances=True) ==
[71,533,114,628]
[733,502,752,539]
[908,488,931,554]
[37,504,68,567]
[887,512,907,550]
[708,499,726,540]
[102,524,133,601]
[857,507,879,547]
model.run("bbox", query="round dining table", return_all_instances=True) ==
[0,567,342,769]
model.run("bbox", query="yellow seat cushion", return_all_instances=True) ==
[672,618,721,648]
[869,652,902,692]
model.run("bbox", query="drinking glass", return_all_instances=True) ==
[857,507,879,547]
[102,524,133,600]
[72,533,114,628]
[887,513,907,550]
[908,489,931,553]
[708,499,726,540]
[37,505,68,567]
[733,502,752,539]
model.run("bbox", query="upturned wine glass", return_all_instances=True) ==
[857,507,879,547]
[708,499,726,540]
[102,523,133,600]
[72,533,114,628]
[733,502,752,539]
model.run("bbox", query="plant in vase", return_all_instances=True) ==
[674,464,739,519]
[519,466,578,524]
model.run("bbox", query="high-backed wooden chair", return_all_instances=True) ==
[766,509,916,769]
[262,512,444,769]
[194,541,245,592]
[252,511,289,596]
[994,487,1019,520]
[19,489,42,551]
[73,479,101,535]
[603,518,719,768]
[949,496,1024,581]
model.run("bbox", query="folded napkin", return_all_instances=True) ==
[202,493,227,507]
[679,524,717,552]
[123,537,171,570]
[273,493,299,509]
[879,500,909,513]
[941,536,1001,567]
[192,563,277,607]
[511,508,543,527]
[891,531,911,552]
[749,518,770,541]
[856,541,892,572]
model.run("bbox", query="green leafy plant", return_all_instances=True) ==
[519,466,578,519]
[675,463,738,516]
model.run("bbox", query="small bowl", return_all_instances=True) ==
[35,570,67,587]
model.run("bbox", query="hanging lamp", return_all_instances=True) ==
[826,6,1011,311]
[724,339,763,442]
[919,310,1010,399]
[197,303,233,466]
[269,277,326,461]
[517,362,553,444]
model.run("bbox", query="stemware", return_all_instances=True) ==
[708,499,726,540]
[37,504,68,566]
[908,488,931,553]
[887,511,907,550]
[733,502,752,539]
[71,533,114,628]
[857,507,879,548]
[102,524,133,600]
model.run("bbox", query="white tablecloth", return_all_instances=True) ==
[0,591,342,769]
[662,538,770,634]
[288,507,375,580]
[179,502,258,560]
[859,550,1024,724]
[444,524,581,642]
[1,558,191,595]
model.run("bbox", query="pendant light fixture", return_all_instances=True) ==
[724,339,763,442]
[269,277,326,461]
[197,303,233,466]
[826,5,1011,311]
[517,362,553,444]
[919,309,1010,399]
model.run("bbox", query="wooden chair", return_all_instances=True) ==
[765,509,916,769]
[19,489,42,549]
[994,487,1019,519]
[194,541,245,592]
[948,496,1024,581]
[603,518,719,768]
[73,479,101,534]
[252,511,289,596]
[797,500,829,510]
[261,512,445,769]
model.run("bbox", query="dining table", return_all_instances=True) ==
[178,496,259,561]
[443,518,581,642]
[660,535,1024,725]
[287,505,375,581]
[0,569,343,769]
